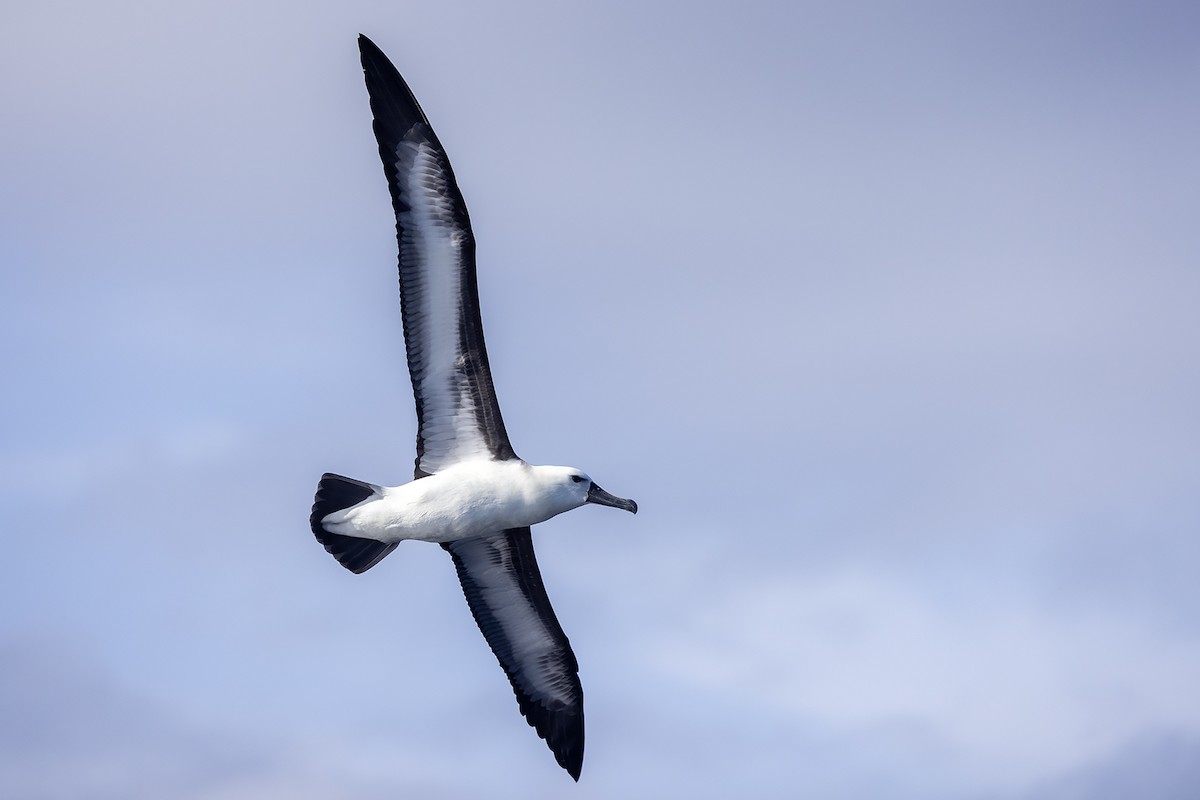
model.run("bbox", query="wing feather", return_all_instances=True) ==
[442,529,585,780]
[359,35,516,477]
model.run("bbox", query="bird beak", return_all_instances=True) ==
[586,483,638,514]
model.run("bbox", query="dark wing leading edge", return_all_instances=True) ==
[442,529,585,780]
[359,35,516,478]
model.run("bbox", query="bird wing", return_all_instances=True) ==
[442,528,585,780]
[359,35,516,478]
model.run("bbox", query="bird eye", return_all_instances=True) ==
[570,475,586,483]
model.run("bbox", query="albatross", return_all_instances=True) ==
[309,35,638,781]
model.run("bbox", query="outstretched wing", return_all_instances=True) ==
[442,528,585,780]
[359,35,516,478]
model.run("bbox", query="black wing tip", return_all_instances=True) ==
[357,33,385,62]
[559,728,584,781]
[356,33,435,149]
[518,698,584,780]
[357,33,395,81]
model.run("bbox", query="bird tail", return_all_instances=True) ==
[310,473,398,573]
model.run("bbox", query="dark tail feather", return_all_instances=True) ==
[310,473,398,573]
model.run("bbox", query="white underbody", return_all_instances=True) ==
[320,459,587,544]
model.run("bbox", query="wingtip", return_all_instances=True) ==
[357,34,386,64]
[552,716,584,781]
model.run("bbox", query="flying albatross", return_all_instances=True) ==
[309,35,638,781]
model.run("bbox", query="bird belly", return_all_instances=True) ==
[321,461,547,543]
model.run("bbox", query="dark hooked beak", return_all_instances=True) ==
[586,483,638,514]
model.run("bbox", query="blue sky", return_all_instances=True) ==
[3,1,1199,797]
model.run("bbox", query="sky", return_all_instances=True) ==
[3,1,1200,797]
